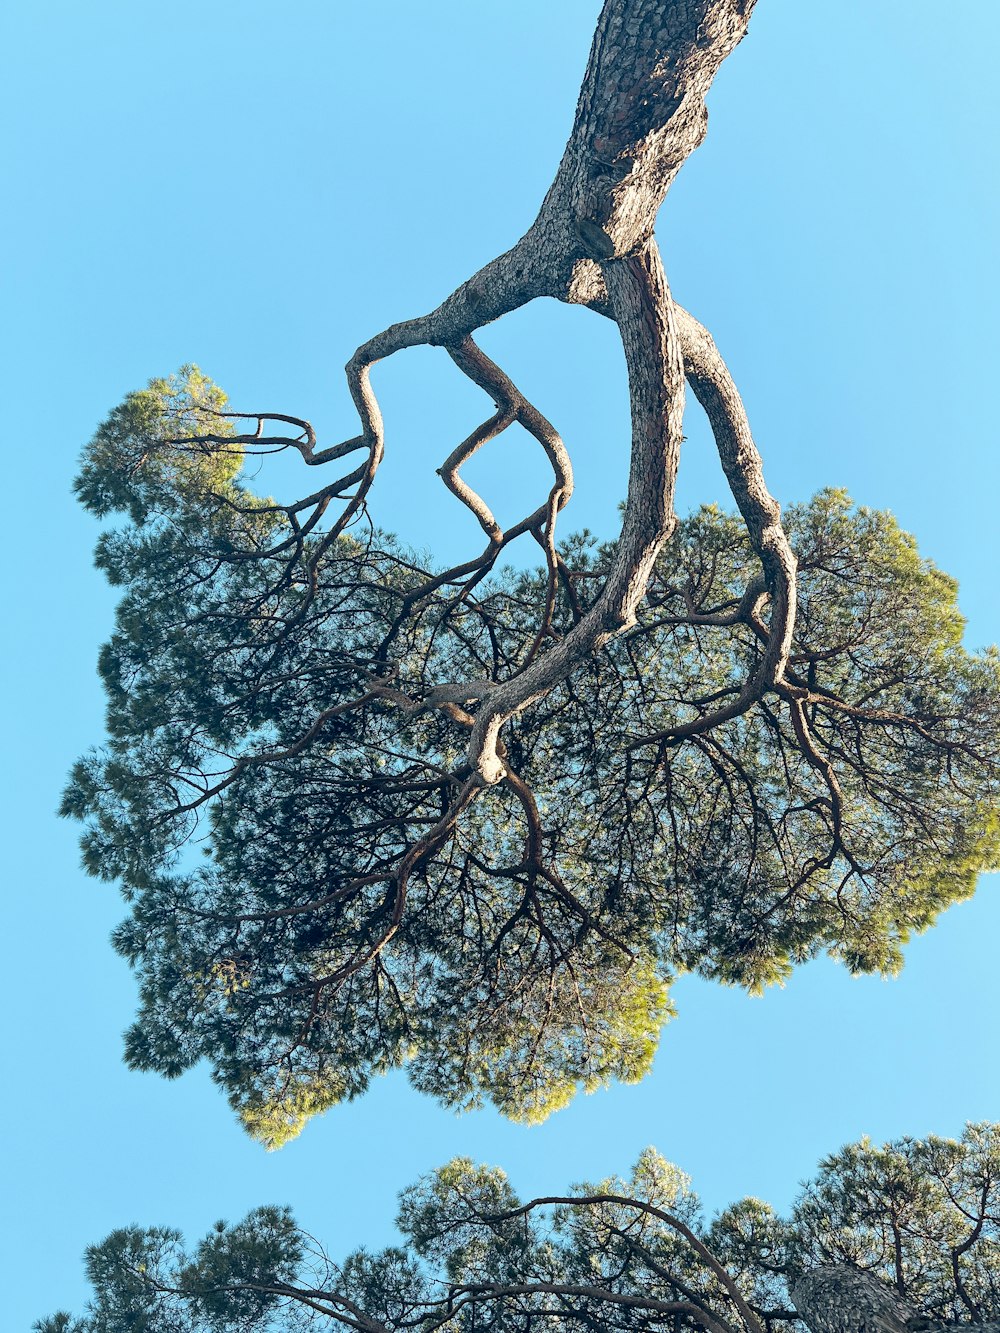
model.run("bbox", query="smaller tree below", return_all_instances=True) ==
[37,1123,1000,1333]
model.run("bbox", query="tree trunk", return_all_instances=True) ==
[792,1266,1000,1333]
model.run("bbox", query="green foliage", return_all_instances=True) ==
[74,366,243,527]
[41,1128,1000,1330]
[787,1122,1000,1321]
[181,1206,303,1325]
[66,374,1000,1140]
[78,1226,192,1333]
[39,1210,303,1333]
[33,1317,89,1333]
[239,1071,361,1152]
[398,1158,532,1284]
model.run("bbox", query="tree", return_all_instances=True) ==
[36,1123,1000,1333]
[64,0,1000,1147]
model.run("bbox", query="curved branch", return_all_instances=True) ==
[483,1191,765,1333]
[675,306,797,688]
[449,1281,736,1333]
[573,286,798,750]
[465,236,685,783]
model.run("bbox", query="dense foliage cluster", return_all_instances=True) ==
[38,1124,1000,1333]
[64,370,1000,1143]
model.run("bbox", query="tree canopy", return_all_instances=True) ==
[37,1123,1000,1333]
[65,367,1000,1143]
[58,1,1000,1152]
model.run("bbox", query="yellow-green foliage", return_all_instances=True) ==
[240,1072,352,1151]
[75,366,243,524]
[498,956,674,1125]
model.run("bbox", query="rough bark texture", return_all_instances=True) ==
[792,1269,923,1333]
[562,0,758,259]
[337,0,771,785]
[793,1267,1000,1333]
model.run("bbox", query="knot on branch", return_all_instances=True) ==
[575,215,619,260]
[759,521,787,551]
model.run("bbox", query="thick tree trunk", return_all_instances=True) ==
[559,0,758,260]
[792,1268,922,1333]
[792,1266,1000,1333]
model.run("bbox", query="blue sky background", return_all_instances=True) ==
[2,2,999,1326]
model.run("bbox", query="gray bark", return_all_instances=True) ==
[793,1267,1000,1333]
[792,1268,924,1333]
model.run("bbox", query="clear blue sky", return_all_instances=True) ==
[3,3,999,1326]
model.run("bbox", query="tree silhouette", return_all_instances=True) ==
[64,0,1000,1146]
